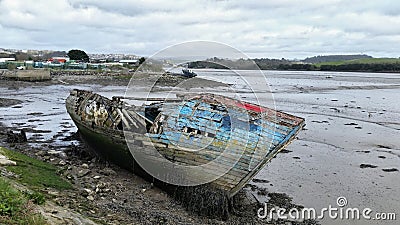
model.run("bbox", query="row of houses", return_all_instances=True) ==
[0,57,139,70]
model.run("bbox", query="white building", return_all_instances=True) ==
[0,58,16,63]
[119,59,138,65]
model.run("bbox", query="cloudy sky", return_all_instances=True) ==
[1,0,400,59]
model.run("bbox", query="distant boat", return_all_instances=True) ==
[181,68,197,78]
[66,89,305,198]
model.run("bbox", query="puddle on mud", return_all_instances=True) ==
[0,84,127,150]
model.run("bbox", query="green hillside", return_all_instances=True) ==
[313,57,400,72]
[315,58,400,67]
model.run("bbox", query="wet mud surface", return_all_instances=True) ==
[1,70,399,224]
[0,74,317,224]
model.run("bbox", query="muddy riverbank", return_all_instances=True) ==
[1,133,316,224]
[2,69,398,224]
[0,73,317,224]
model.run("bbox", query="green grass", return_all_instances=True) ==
[0,178,25,216]
[315,57,400,67]
[0,147,72,190]
[347,58,400,64]
[24,191,46,205]
[0,178,48,225]
[314,61,347,66]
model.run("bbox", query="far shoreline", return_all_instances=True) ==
[189,67,400,74]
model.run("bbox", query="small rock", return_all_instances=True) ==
[78,169,90,178]
[72,218,83,224]
[36,151,45,156]
[59,160,67,166]
[0,158,17,166]
[87,195,94,201]
[257,188,268,196]
[84,188,92,194]
[6,130,27,143]
[81,188,92,197]
[99,168,116,176]
[81,163,89,169]
[93,175,101,179]
[48,191,60,196]
[48,150,62,155]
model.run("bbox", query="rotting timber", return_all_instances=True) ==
[66,89,305,217]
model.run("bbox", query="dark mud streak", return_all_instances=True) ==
[377,144,392,149]
[382,168,398,172]
[360,164,378,169]
[376,150,400,158]
[252,178,270,183]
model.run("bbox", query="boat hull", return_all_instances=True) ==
[71,117,133,169]
[66,89,305,198]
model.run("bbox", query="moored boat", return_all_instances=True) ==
[181,68,197,77]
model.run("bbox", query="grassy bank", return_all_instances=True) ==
[277,58,400,72]
[0,147,72,190]
[315,57,400,67]
[0,146,75,224]
[0,177,47,224]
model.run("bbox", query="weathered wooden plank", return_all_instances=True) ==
[116,108,131,130]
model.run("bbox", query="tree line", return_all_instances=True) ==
[188,57,400,73]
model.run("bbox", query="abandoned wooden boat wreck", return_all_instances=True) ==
[66,89,305,198]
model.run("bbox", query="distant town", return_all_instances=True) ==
[0,48,143,70]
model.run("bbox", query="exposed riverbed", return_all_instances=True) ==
[0,70,399,224]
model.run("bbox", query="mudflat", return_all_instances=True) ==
[0,70,399,224]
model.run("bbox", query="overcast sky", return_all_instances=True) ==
[1,0,400,59]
